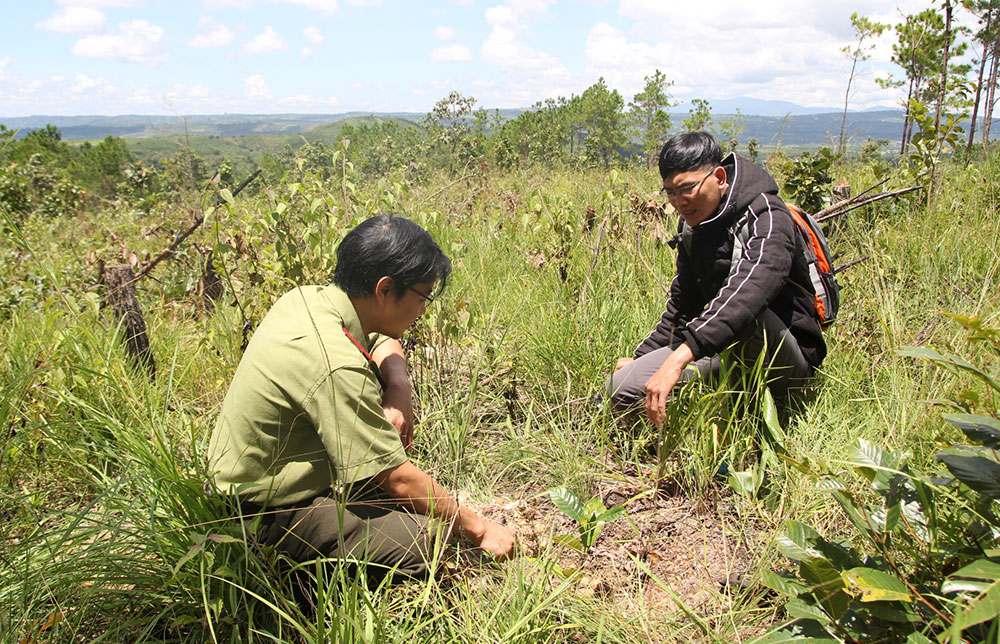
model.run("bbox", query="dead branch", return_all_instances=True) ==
[816,185,924,223]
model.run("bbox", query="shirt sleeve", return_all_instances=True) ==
[305,365,407,485]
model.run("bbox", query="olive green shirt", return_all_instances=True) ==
[208,285,406,507]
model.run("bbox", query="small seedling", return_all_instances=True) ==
[547,487,626,554]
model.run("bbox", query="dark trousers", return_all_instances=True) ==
[606,310,813,409]
[245,485,433,587]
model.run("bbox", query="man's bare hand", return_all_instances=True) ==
[372,339,416,449]
[473,520,517,561]
[614,357,634,373]
[644,344,695,428]
[381,399,414,449]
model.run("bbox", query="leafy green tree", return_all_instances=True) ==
[882,9,969,153]
[423,91,477,176]
[80,136,134,196]
[682,98,713,133]
[579,78,626,166]
[963,0,1000,155]
[840,13,888,155]
[717,109,746,154]
[628,69,675,168]
[500,96,575,165]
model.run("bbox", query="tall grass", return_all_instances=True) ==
[1,154,998,641]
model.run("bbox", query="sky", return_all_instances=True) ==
[0,0,976,117]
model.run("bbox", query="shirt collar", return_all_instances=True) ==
[323,284,371,350]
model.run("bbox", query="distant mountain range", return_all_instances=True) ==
[0,97,908,148]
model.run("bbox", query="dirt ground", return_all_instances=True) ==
[466,471,764,621]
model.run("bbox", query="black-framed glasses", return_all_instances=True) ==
[409,286,435,304]
[660,167,717,200]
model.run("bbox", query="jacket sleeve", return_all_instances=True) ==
[634,242,702,358]
[681,194,796,360]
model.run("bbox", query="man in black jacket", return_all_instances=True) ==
[606,132,826,427]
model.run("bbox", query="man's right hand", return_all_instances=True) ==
[614,357,634,372]
[473,520,517,561]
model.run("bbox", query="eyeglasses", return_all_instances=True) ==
[408,286,435,304]
[661,167,717,200]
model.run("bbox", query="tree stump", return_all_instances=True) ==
[101,263,156,379]
[198,247,224,308]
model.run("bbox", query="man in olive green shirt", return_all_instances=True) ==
[209,215,515,585]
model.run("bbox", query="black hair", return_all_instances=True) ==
[658,132,723,179]
[332,215,452,298]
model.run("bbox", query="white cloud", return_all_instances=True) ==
[0,56,10,75]
[302,25,324,44]
[300,46,314,58]
[188,85,210,98]
[244,74,272,99]
[57,0,139,7]
[278,0,339,13]
[36,7,106,34]
[188,18,235,48]
[481,5,565,72]
[351,80,362,89]
[345,0,381,5]
[200,0,255,7]
[126,85,155,105]
[430,44,473,62]
[244,26,287,54]
[72,19,167,64]
[434,25,456,40]
[605,0,938,108]
[72,74,106,92]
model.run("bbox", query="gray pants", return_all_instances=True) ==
[606,310,813,409]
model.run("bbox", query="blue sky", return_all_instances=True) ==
[0,0,966,117]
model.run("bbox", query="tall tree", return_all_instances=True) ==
[934,0,956,134]
[884,10,950,153]
[964,0,1000,155]
[839,13,888,155]
[682,99,713,132]
[628,69,675,168]
[579,78,626,166]
[423,90,477,177]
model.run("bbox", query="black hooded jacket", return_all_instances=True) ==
[635,153,827,370]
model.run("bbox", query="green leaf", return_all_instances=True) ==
[904,631,933,644]
[172,543,203,576]
[849,439,901,490]
[552,534,583,552]
[784,598,833,624]
[759,569,808,598]
[897,346,1000,392]
[937,453,1000,500]
[548,487,585,522]
[729,470,759,498]
[219,188,234,204]
[943,413,1000,448]
[761,389,786,451]
[799,557,849,620]
[583,497,607,518]
[946,560,1000,639]
[596,505,625,524]
[776,521,824,561]
[206,533,242,544]
[750,620,838,644]
[841,567,912,602]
